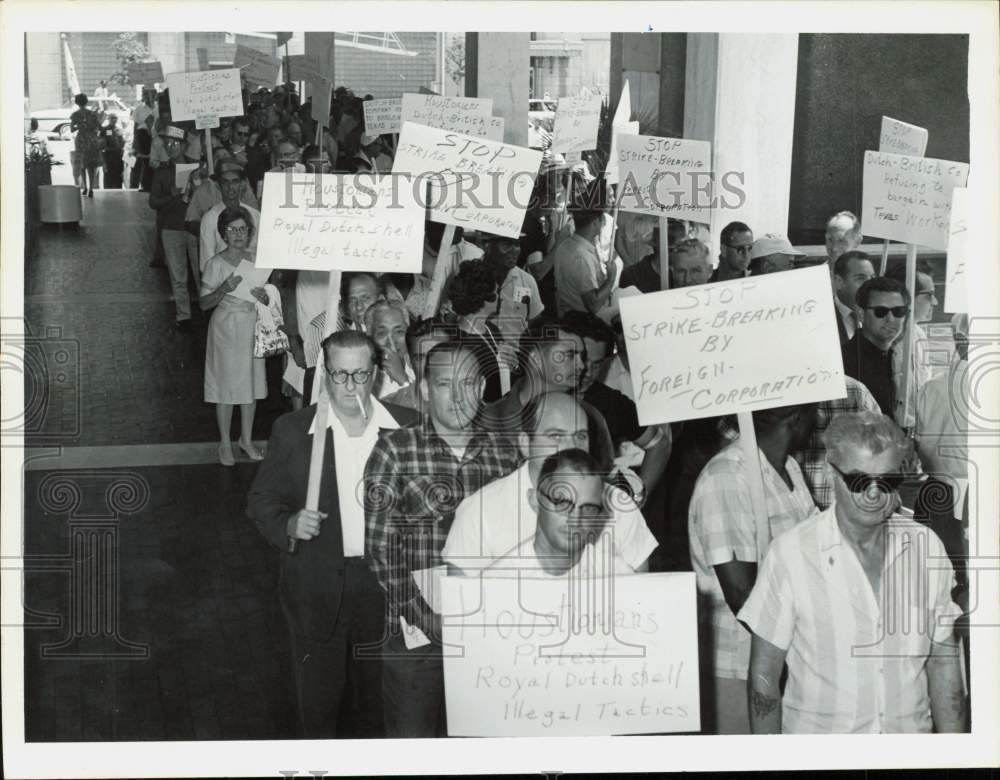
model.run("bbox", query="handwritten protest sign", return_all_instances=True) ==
[363,98,402,135]
[944,186,968,313]
[165,69,244,122]
[233,45,280,88]
[551,96,602,154]
[127,61,163,86]
[606,122,639,186]
[285,54,325,85]
[255,172,424,273]
[392,121,542,238]
[174,162,199,190]
[400,94,502,140]
[442,573,699,737]
[861,151,970,250]
[615,133,713,223]
[620,265,844,425]
[880,116,929,157]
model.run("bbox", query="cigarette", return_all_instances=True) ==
[356,394,368,421]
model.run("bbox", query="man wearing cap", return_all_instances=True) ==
[748,234,806,276]
[194,161,261,273]
[552,182,614,316]
[149,125,199,331]
[710,221,754,283]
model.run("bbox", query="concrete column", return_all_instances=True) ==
[25,33,63,111]
[683,33,799,252]
[147,32,186,77]
[465,33,530,147]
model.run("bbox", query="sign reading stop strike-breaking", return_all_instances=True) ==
[551,95,602,154]
[615,133,713,223]
[392,121,542,239]
[165,69,244,121]
[861,151,969,250]
[879,116,929,157]
[255,172,424,273]
[620,265,845,425]
[442,573,700,737]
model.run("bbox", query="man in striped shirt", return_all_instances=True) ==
[688,403,818,734]
[740,411,966,733]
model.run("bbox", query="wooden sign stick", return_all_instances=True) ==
[658,216,670,291]
[899,243,918,427]
[879,239,891,276]
[423,224,456,319]
[205,128,214,175]
[736,411,770,550]
[291,269,342,554]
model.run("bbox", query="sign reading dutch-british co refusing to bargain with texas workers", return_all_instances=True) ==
[255,172,424,273]
[620,265,845,426]
[442,573,699,737]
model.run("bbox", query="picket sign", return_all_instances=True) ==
[877,117,929,275]
[943,187,968,313]
[861,150,969,426]
[424,225,456,319]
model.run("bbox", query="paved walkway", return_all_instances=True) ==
[23,190,298,740]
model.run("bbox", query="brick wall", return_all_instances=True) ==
[333,32,438,99]
[65,32,147,103]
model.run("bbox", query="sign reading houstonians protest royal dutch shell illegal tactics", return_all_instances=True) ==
[127,61,164,86]
[551,95,602,155]
[442,573,699,737]
[880,116,929,157]
[615,133,713,223]
[861,151,969,250]
[255,172,424,272]
[392,121,542,239]
[165,69,244,122]
[363,98,403,135]
[620,265,844,426]
[400,94,503,141]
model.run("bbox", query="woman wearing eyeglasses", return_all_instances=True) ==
[200,206,271,466]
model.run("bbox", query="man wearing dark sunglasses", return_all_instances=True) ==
[710,220,754,283]
[741,411,966,734]
[842,276,911,417]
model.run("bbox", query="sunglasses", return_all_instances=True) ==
[865,305,910,319]
[830,462,906,495]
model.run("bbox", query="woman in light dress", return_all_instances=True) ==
[200,207,270,466]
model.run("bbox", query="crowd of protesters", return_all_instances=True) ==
[119,74,971,738]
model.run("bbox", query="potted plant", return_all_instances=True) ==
[24,141,62,248]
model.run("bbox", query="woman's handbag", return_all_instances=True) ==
[254,283,291,358]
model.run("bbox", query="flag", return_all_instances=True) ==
[62,35,80,96]
[613,80,631,126]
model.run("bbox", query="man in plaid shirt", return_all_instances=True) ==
[364,338,520,737]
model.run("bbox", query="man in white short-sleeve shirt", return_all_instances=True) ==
[740,411,966,734]
[688,403,818,734]
[553,208,616,316]
[443,391,656,574]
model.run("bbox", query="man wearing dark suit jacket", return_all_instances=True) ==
[248,330,417,739]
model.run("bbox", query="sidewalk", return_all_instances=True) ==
[22,189,298,741]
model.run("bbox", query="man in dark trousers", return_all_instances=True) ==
[248,330,417,738]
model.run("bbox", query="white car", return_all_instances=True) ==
[31,95,133,140]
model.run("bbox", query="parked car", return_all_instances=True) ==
[31,95,133,140]
[528,98,557,123]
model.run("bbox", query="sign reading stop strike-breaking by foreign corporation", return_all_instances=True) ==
[391,121,542,239]
[861,151,970,251]
[255,172,424,273]
[165,69,244,122]
[620,265,845,426]
[442,573,699,737]
[615,133,714,224]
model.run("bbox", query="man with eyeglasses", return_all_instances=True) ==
[228,119,252,167]
[364,337,522,737]
[842,276,911,420]
[192,161,261,275]
[710,221,754,283]
[443,391,656,576]
[740,411,966,733]
[248,330,416,739]
[688,402,818,734]
[481,448,636,577]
